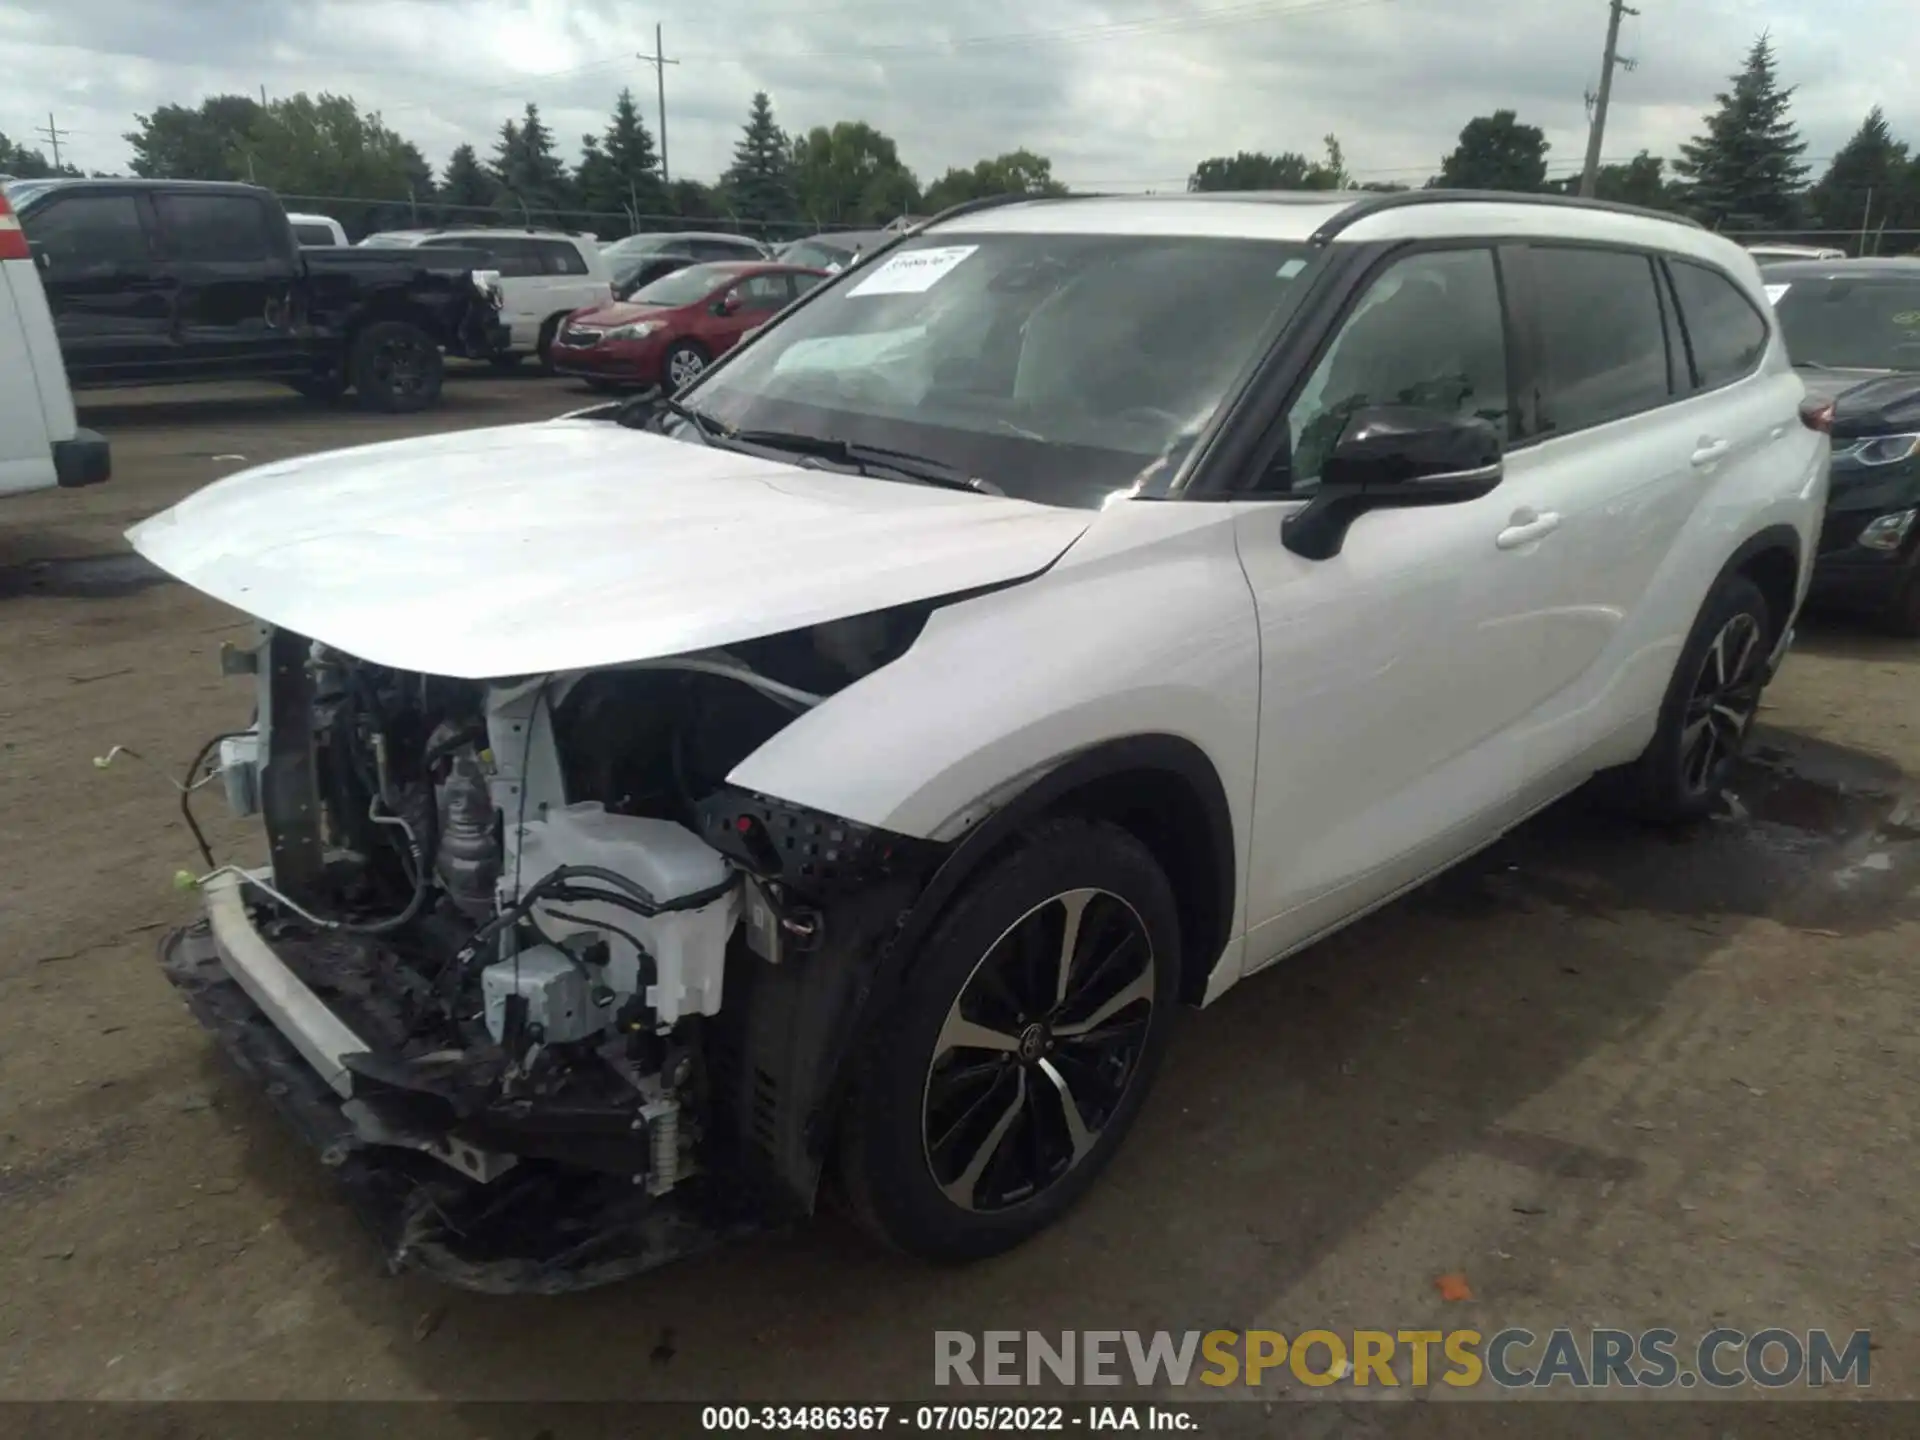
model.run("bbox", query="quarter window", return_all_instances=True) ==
[1530,246,1672,434]
[1668,260,1769,388]
[536,239,590,276]
[1284,247,1510,492]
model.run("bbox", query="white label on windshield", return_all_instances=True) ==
[1765,283,1791,304]
[847,245,978,297]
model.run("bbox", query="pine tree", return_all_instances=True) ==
[439,143,492,216]
[1806,108,1912,251]
[720,91,796,228]
[488,104,574,220]
[577,90,666,231]
[1674,33,1810,231]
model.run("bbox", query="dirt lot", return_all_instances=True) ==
[1,375,1916,1412]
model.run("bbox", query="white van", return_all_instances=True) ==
[0,184,109,498]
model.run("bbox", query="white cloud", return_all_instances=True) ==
[1,0,1913,191]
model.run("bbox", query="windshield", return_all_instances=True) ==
[683,231,1319,509]
[604,233,676,259]
[630,263,738,306]
[781,238,860,270]
[1774,276,1920,372]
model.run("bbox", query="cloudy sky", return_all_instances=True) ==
[1,0,1914,194]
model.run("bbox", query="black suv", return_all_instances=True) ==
[7,178,508,412]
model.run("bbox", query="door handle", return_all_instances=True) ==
[1496,511,1562,550]
[1691,438,1733,467]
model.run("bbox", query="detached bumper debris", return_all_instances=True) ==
[159,922,766,1295]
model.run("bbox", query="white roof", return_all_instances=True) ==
[935,191,1745,269]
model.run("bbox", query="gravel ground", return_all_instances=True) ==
[1,374,1915,1415]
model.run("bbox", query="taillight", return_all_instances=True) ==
[1800,398,1835,433]
[0,190,29,262]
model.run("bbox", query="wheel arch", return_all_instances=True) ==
[891,734,1236,1008]
[1723,522,1804,645]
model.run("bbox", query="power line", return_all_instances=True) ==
[35,111,70,170]
[1579,0,1638,197]
[637,24,681,186]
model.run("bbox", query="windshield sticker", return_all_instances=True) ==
[847,245,979,297]
[1895,311,1920,328]
[1764,283,1791,304]
[1278,258,1308,279]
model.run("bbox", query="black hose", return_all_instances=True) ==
[180,730,257,871]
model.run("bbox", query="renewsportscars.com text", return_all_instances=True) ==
[934,1328,1871,1391]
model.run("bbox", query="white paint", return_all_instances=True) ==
[126,419,1092,679]
[0,256,78,498]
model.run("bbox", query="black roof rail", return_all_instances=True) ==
[1309,188,1706,245]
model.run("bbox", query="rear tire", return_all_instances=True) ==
[837,818,1181,1262]
[536,315,567,373]
[349,321,445,413]
[1611,573,1773,824]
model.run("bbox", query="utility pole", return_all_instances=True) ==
[36,112,69,172]
[1579,0,1638,198]
[637,25,680,190]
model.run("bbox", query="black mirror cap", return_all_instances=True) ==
[1283,406,1504,562]
[1321,405,1503,497]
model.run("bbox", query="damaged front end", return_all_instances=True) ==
[163,616,943,1293]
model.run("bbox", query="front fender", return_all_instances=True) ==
[725,500,1261,924]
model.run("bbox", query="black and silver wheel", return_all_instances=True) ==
[838,819,1180,1261]
[664,341,709,392]
[349,320,445,413]
[1614,573,1772,823]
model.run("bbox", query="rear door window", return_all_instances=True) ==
[1529,246,1673,434]
[25,193,153,270]
[155,193,277,263]
[1668,260,1769,388]
[464,237,542,277]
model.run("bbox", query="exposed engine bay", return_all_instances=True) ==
[162,610,946,1292]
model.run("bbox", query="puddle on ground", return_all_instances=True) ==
[1424,727,1920,935]
[0,552,168,601]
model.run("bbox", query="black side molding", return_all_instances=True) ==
[52,427,111,488]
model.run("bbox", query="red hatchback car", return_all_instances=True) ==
[551,261,828,392]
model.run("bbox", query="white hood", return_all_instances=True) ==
[127,420,1092,679]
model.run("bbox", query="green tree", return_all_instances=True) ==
[126,95,262,180]
[792,121,921,226]
[721,91,796,227]
[1187,141,1343,193]
[1805,107,1912,251]
[668,178,726,224]
[0,132,78,179]
[236,94,420,202]
[1549,150,1679,210]
[1674,32,1809,231]
[490,103,575,219]
[439,143,493,214]
[1437,110,1549,192]
[922,149,1068,211]
[577,90,666,232]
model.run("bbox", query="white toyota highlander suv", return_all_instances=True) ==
[129,189,1829,1290]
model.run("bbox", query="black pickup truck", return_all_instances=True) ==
[4,178,508,412]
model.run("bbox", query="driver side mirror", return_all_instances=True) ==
[1281,406,1503,561]
[714,289,743,316]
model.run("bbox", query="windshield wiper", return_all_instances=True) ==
[725,429,1004,494]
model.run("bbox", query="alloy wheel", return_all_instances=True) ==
[376,335,428,398]
[1680,611,1765,795]
[668,349,705,389]
[921,888,1156,1213]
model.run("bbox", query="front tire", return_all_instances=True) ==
[1615,573,1773,823]
[349,321,445,413]
[838,819,1180,1262]
[664,340,709,393]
